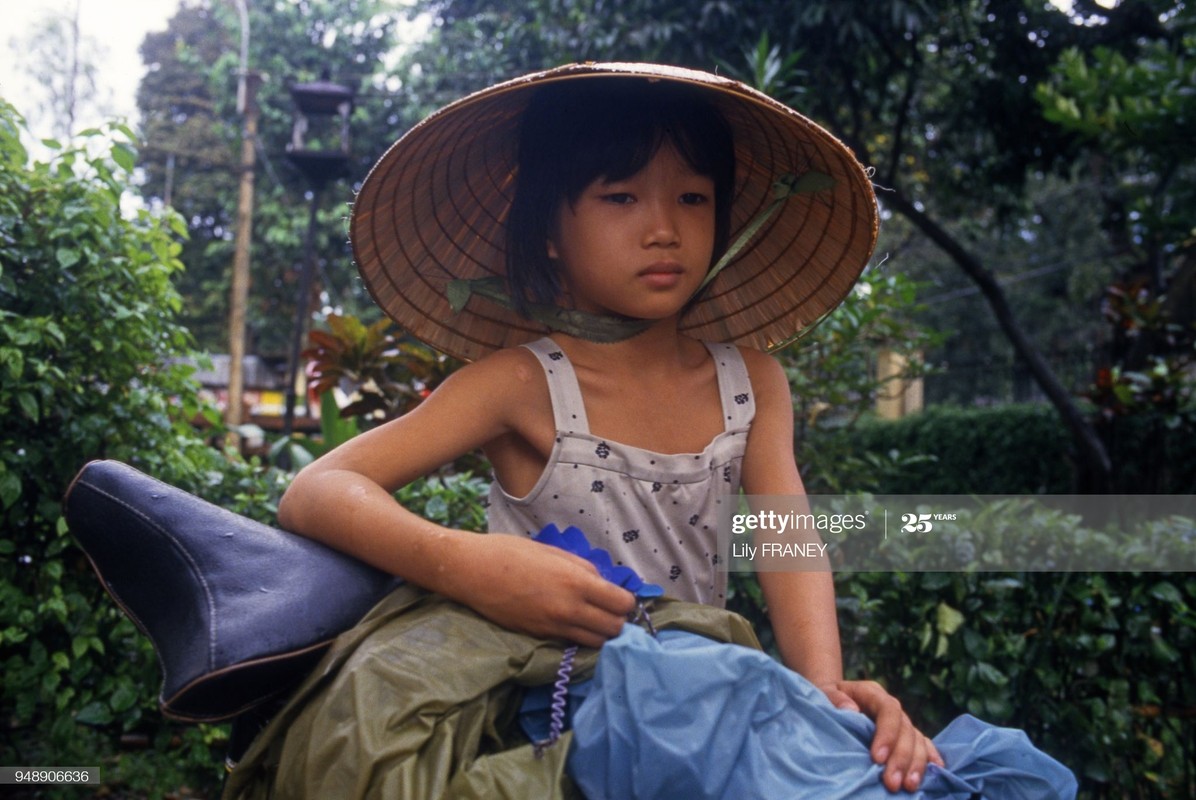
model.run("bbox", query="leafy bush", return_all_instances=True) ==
[832,402,1196,495]
[832,404,1075,494]
[0,102,285,797]
[837,557,1195,798]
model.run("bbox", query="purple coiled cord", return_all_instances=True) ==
[534,644,578,758]
[534,600,658,758]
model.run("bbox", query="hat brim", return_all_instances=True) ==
[351,62,878,362]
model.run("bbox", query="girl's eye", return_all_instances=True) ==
[602,193,636,205]
[680,192,709,206]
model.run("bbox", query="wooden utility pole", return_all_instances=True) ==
[225,71,261,441]
[225,0,260,446]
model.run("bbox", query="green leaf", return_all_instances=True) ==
[16,391,38,422]
[1149,581,1183,605]
[72,636,90,659]
[935,601,965,635]
[1151,634,1181,662]
[319,391,359,450]
[0,470,20,509]
[973,661,1008,686]
[0,346,24,379]
[56,248,81,269]
[109,681,141,712]
[75,701,113,726]
[446,278,473,313]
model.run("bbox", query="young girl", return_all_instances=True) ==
[259,64,1066,799]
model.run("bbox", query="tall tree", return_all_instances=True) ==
[15,0,107,139]
[1036,2,1196,491]
[137,1,237,348]
[136,0,399,355]
[767,0,1177,491]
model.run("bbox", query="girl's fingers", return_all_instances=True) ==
[878,704,915,792]
[928,737,945,767]
[830,680,938,793]
[819,685,860,713]
[572,590,635,642]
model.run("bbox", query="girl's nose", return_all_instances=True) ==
[642,200,681,248]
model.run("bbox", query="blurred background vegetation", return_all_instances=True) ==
[2,0,1194,797]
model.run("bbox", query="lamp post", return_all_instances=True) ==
[281,74,354,446]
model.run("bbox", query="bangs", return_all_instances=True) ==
[547,83,735,205]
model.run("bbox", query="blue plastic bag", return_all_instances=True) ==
[568,625,1077,800]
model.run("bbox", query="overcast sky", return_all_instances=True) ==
[0,0,182,139]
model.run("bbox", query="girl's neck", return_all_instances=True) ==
[548,316,706,375]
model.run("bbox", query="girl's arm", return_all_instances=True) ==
[278,347,635,647]
[739,351,942,794]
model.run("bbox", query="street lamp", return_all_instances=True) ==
[281,72,355,446]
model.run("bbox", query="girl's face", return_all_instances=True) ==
[547,144,716,321]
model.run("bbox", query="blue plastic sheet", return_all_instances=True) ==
[568,625,1077,800]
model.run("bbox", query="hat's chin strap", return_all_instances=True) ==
[447,276,654,343]
[445,171,833,344]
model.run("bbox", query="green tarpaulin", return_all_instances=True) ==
[223,585,760,800]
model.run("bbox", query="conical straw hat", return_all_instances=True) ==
[352,62,878,362]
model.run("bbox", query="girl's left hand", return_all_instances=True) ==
[819,680,945,794]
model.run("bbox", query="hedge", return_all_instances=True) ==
[832,403,1196,495]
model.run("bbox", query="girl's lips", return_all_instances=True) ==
[638,262,685,288]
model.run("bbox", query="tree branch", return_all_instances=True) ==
[883,186,1113,491]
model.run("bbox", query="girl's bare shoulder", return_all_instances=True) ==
[735,346,789,401]
[455,345,545,390]
[438,345,550,418]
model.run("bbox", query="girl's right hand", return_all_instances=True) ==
[444,534,637,648]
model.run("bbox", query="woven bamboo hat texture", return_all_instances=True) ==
[351,62,878,362]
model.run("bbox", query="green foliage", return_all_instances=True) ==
[836,401,1196,496]
[717,31,806,107]
[1093,409,1196,496]
[289,313,485,474]
[837,537,1196,796]
[1038,42,1196,156]
[1032,10,1196,464]
[833,404,1074,494]
[395,473,490,533]
[136,0,401,355]
[304,314,461,424]
[1085,273,1196,491]
[780,268,943,493]
[269,391,362,471]
[0,101,286,797]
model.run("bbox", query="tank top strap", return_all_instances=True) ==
[704,342,756,431]
[521,337,591,434]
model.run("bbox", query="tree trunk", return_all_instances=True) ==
[883,187,1114,492]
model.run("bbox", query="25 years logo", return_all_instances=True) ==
[900,511,957,533]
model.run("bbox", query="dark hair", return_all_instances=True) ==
[505,77,736,315]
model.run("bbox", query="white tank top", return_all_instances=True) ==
[486,337,756,606]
